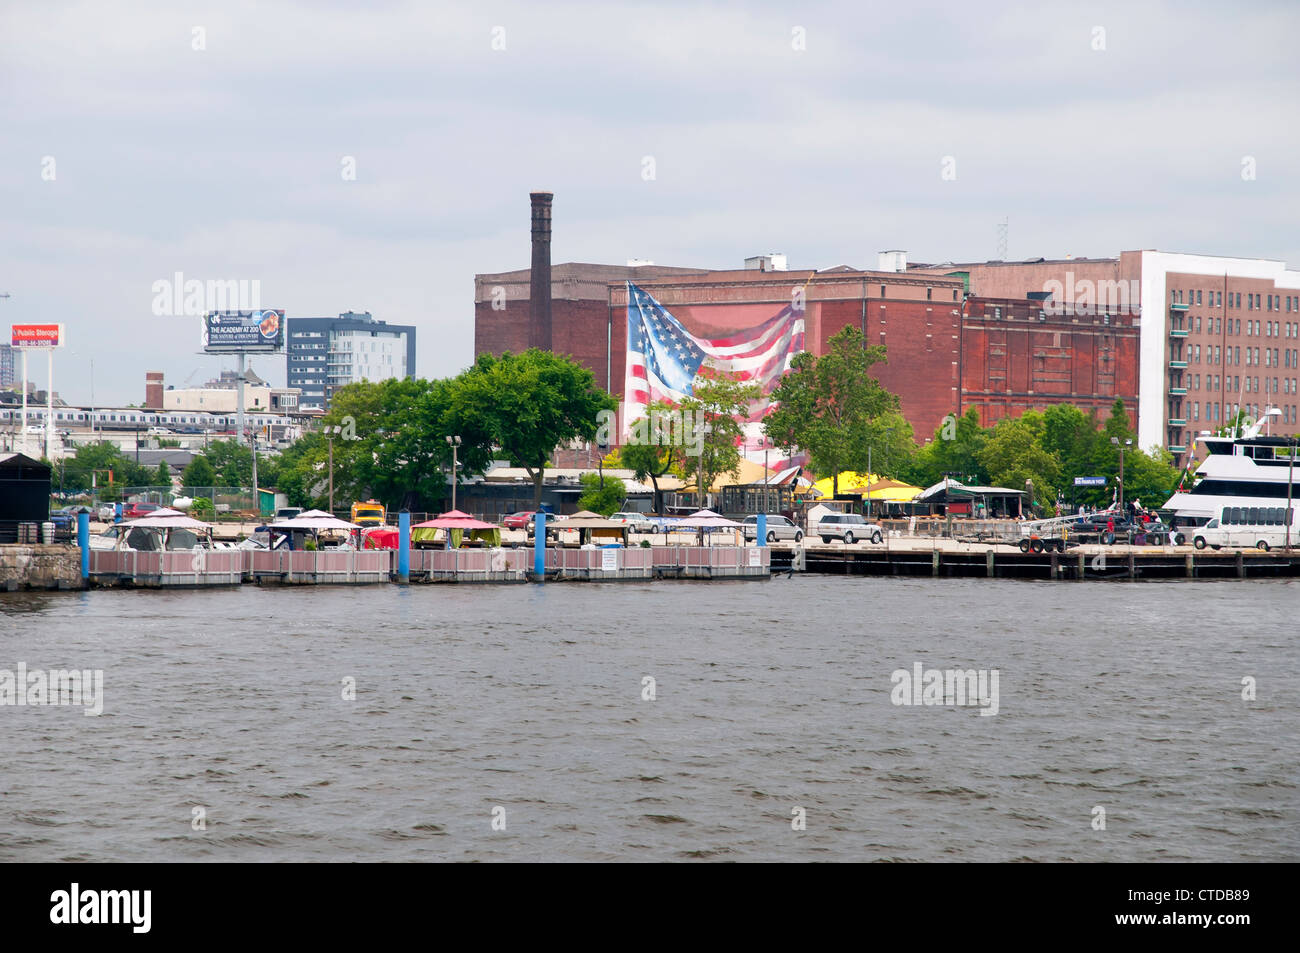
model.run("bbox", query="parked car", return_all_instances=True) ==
[275,507,303,521]
[610,511,656,533]
[525,513,564,539]
[741,514,804,543]
[503,511,536,531]
[123,502,161,519]
[816,512,883,544]
[49,505,93,529]
[97,504,117,522]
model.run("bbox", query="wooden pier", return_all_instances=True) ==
[769,541,1300,581]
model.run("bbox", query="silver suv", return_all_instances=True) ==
[816,512,883,544]
[741,514,804,543]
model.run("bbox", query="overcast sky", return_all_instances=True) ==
[2,0,1297,406]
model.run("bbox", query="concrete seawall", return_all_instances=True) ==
[0,544,83,591]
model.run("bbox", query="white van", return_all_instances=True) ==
[1193,505,1299,551]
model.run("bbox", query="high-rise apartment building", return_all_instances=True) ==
[285,312,417,412]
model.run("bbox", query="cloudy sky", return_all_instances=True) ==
[2,0,1297,405]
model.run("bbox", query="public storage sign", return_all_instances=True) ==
[11,324,65,347]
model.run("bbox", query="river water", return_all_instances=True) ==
[2,577,1296,862]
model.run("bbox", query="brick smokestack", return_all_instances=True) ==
[145,371,164,409]
[529,191,553,350]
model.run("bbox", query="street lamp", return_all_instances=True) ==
[866,427,894,519]
[324,424,344,514]
[1111,436,1133,512]
[446,435,462,511]
[1287,436,1296,553]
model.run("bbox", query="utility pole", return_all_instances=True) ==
[1111,436,1132,512]
[445,434,461,511]
[1287,437,1296,553]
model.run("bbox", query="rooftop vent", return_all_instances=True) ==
[877,250,907,273]
[745,254,787,272]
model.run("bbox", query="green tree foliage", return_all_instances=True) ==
[182,455,216,489]
[899,408,990,489]
[458,350,616,507]
[189,497,215,519]
[619,400,680,514]
[576,473,626,516]
[58,443,151,496]
[154,461,172,487]
[202,440,253,487]
[677,371,760,506]
[765,325,899,495]
[976,412,1061,509]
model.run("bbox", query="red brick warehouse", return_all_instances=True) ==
[473,196,1142,443]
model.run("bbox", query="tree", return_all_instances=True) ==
[576,473,626,516]
[619,400,679,514]
[60,443,150,495]
[189,497,215,519]
[976,412,1061,510]
[677,371,760,507]
[153,461,172,488]
[765,325,899,495]
[182,455,216,489]
[900,407,989,489]
[458,350,616,507]
[203,440,253,487]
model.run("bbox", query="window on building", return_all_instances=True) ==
[1197,290,1202,305]
[880,285,886,297]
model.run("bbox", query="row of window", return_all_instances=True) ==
[1220,507,1294,527]
[0,410,294,426]
[1183,344,1299,368]
[1183,374,1299,394]
[1179,316,1300,338]
[1184,403,1299,425]
[1173,290,1300,312]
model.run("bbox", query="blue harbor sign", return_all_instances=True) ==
[1073,476,1107,487]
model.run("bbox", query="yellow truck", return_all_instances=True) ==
[350,499,387,527]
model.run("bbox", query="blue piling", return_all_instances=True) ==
[114,502,122,523]
[77,511,89,579]
[398,510,410,584]
[534,512,546,582]
[757,513,767,547]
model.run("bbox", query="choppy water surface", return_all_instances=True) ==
[1,577,1296,862]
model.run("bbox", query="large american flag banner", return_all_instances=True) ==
[622,281,805,453]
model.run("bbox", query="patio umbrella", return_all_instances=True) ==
[412,510,501,549]
[675,508,741,528]
[675,508,742,547]
[412,509,498,530]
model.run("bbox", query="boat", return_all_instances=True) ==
[1162,411,1300,528]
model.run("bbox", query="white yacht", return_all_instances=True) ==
[1163,410,1300,527]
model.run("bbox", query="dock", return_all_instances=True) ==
[770,539,1300,580]
[70,545,771,589]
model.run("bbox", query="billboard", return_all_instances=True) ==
[202,310,285,353]
[11,324,65,348]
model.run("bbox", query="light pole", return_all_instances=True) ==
[325,424,343,514]
[1287,436,1296,553]
[446,435,461,511]
[1111,436,1132,512]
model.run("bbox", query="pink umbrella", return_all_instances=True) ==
[412,509,498,530]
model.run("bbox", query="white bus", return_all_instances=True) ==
[1192,505,1300,551]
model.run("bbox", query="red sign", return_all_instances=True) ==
[11,324,65,347]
